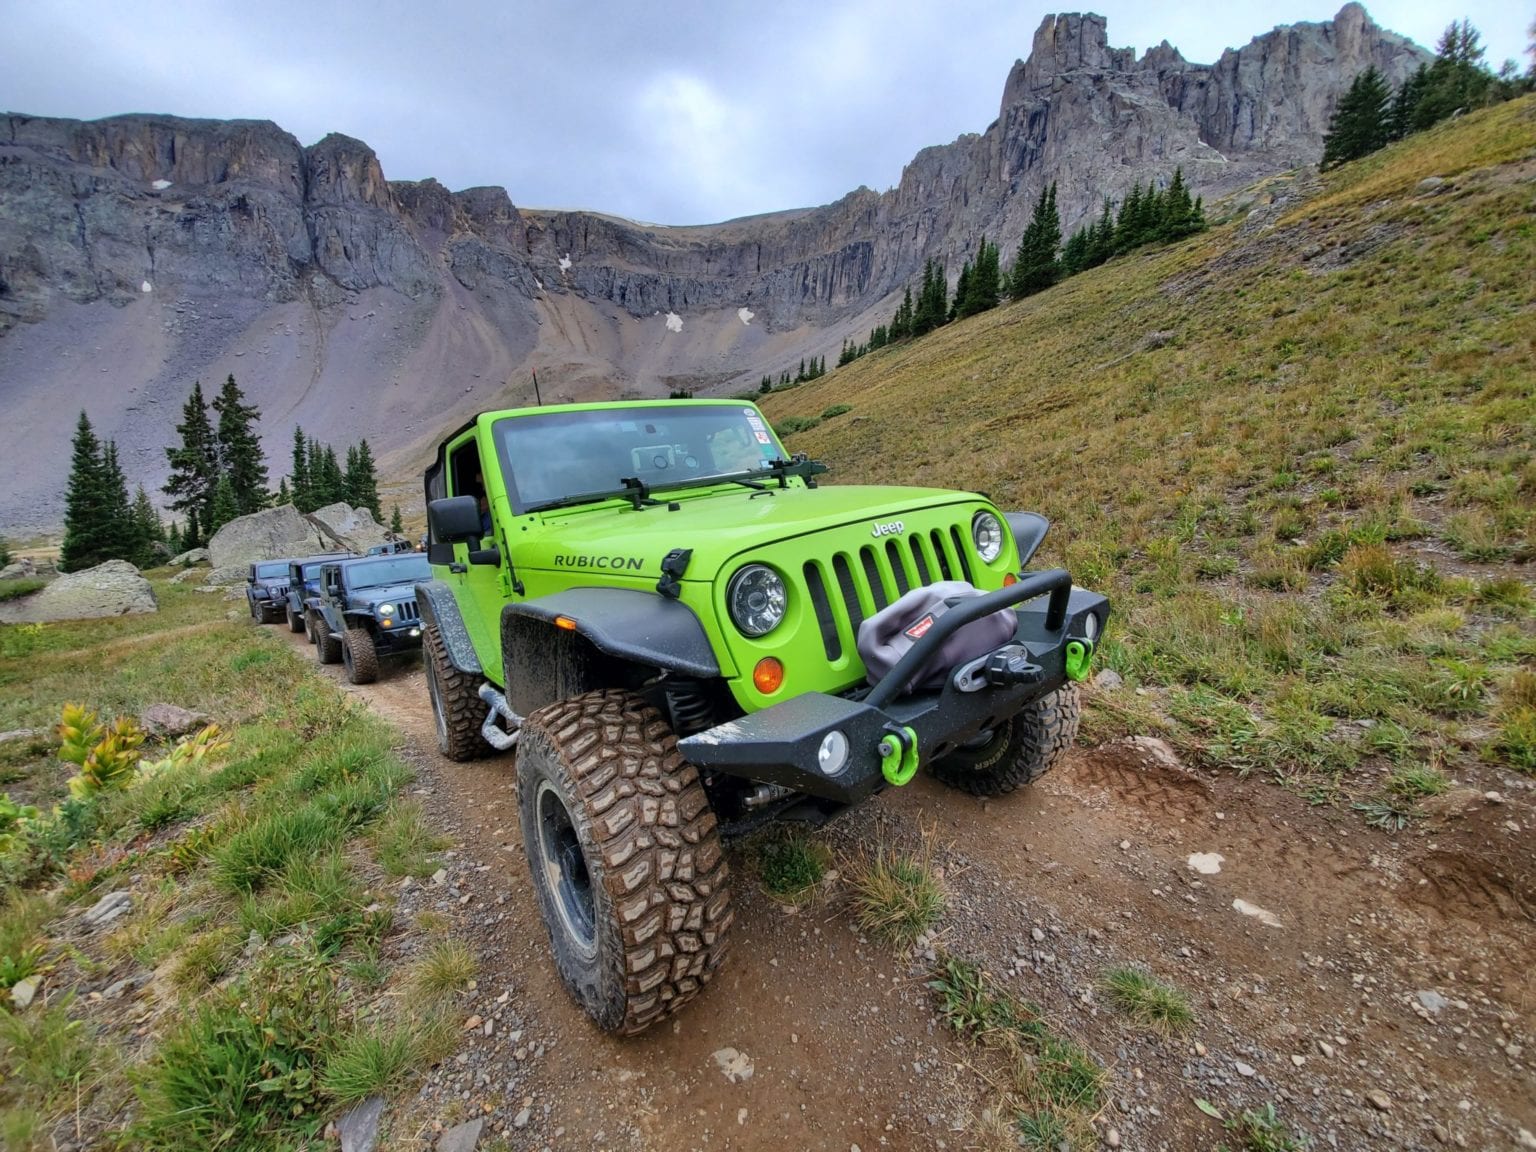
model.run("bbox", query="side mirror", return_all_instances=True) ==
[428,495,484,543]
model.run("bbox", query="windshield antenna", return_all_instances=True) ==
[620,476,660,511]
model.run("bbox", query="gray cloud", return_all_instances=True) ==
[3,1,1527,224]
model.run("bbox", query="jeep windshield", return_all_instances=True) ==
[494,404,787,513]
[254,562,288,579]
[344,556,431,590]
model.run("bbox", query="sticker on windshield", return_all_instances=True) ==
[754,430,770,444]
[745,414,767,431]
[741,408,756,416]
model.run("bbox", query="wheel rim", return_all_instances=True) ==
[533,781,597,958]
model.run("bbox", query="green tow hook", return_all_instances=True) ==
[1065,639,1093,683]
[878,725,921,787]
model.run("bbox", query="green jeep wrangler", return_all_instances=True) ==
[417,399,1108,1034]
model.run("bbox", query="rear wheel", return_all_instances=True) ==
[286,604,306,633]
[516,689,732,1034]
[928,684,1081,796]
[424,625,493,761]
[314,614,341,665]
[342,625,379,684]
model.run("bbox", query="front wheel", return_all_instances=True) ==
[424,625,493,761]
[342,626,379,684]
[928,684,1081,796]
[516,689,732,1034]
[314,614,341,665]
[286,604,306,633]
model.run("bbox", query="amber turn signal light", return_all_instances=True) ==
[753,657,784,694]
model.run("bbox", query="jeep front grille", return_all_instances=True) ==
[396,600,420,623]
[803,528,974,661]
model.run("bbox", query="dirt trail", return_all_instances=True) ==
[285,629,1536,1151]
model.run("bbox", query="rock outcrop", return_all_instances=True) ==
[0,559,156,623]
[306,503,391,555]
[205,504,334,583]
[0,6,1432,536]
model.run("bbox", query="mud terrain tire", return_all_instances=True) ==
[314,616,342,665]
[516,689,732,1034]
[424,625,493,761]
[929,684,1081,796]
[286,604,306,633]
[305,608,323,648]
[342,625,379,684]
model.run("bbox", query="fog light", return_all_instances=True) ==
[409,628,421,637]
[818,730,850,776]
[752,657,784,694]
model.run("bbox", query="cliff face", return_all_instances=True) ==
[0,5,1429,535]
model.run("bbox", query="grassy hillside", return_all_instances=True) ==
[765,97,1536,807]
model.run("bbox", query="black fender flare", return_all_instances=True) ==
[503,588,719,680]
[1006,511,1050,568]
[415,580,484,677]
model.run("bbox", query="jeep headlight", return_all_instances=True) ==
[378,603,394,617]
[971,511,1005,564]
[727,565,786,637]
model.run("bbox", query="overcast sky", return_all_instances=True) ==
[3,1,1528,224]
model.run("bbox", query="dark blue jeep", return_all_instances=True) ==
[246,561,294,624]
[283,553,354,637]
[314,554,432,684]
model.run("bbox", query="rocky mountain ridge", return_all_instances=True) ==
[0,5,1429,535]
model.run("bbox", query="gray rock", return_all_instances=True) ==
[1416,989,1448,1014]
[1366,1089,1392,1112]
[0,558,36,579]
[139,703,211,738]
[169,548,210,567]
[82,890,132,926]
[437,1118,483,1151]
[0,560,156,624]
[338,1096,386,1152]
[207,505,333,576]
[512,1108,532,1129]
[9,975,40,1008]
[307,503,391,555]
[1093,669,1124,690]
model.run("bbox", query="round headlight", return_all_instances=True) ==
[727,565,786,637]
[972,511,1005,564]
[378,603,395,617]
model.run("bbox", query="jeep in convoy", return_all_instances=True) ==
[312,553,432,684]
[417,399,1108,1034]
[245,560,293,624]
[284,553,354,636]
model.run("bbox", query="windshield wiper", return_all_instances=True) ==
[524,491,627,513]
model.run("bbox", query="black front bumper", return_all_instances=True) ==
[678,572,1109,805]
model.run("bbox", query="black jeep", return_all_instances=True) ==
[245,561,293,624]
[284,553,354,637]
[313,554,432,684]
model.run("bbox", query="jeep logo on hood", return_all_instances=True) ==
[871,520,905,538]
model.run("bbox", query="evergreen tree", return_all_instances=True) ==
[1157,167,1205,240]
[390,504,404,536]
[957,237,1002,318]
[129,484,163,568]
[1388,63,1429,139]
[318,446,345,506]
[949,261,970,322]
[60,411,111,572]
[211,374,268,515]
[163,382,219,532]
[185,509,201,552]
[1009,184,1062,299]
[912,260,948,337]
[891,286,914,340]
[165,520,182,557]
[275,477,291,506]
[290,425,312,510]
[208,474,239,535]
[1088,196,1116,267]
[347,439,382,519]
[1413,21,1494,131]
[1060,227,1092,277]
[1321,66,1392,168]
[100,441,136,563]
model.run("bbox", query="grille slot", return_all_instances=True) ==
[833,554,865,641]
[860,547,890,611]
[929,529,954,580]
[949,526,974,583]
[803,562,842,662]
[885,540,911,595]
[397,601,420,623]
[908,537,932,585]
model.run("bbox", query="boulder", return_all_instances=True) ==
[0,557,37,580]
[0,559,156,623]
[169,547,209,567]
[139,703,211,739]
[205,505,334,583]
[307,503,391,555]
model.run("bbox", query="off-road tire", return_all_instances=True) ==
[247,596,260,621]
[424,625,494,761]
[286,604,306,633]
[928,684,1081,796]
[314,615,342,665]
[305,608,323,647]
[342,625,379,685]
[516,689,732,1034]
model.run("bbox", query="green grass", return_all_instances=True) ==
[0,578,46,602]
[1221,1102,1310,1151]
[849,844,944,946]
[930,957,1104,1147]
[754,831,830,902]
[763,97,1536,805]
[373,800,450,878]
[411,938,478,1000]
[1098,966,1196,1035]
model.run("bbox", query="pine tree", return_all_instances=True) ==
[1060,228,1092,277]
[290,425,312,511]
[1321,66,1392,168]
[208,474,239,535]
[1414,21,1494,131]
[212,374,268,515]
[1009,184,1062,299]
[912,260,948,337]
[129,484,163,568]
[347,440,382,520]
[163,382,219,533]
[184,508,201,552]
[1088,196,1116,267]
[60,411,111,572]
[1157,167,1205,240]
[100,441,136,563]
[318,446,345,506]
[276,477,291,506]
[390,504,405,536]
[1388,63,1429,139]
[165,520,182,557]
[957,237,1002,318]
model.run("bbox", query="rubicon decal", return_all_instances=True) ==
[871,520,905,538]
[554,554,645,571]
